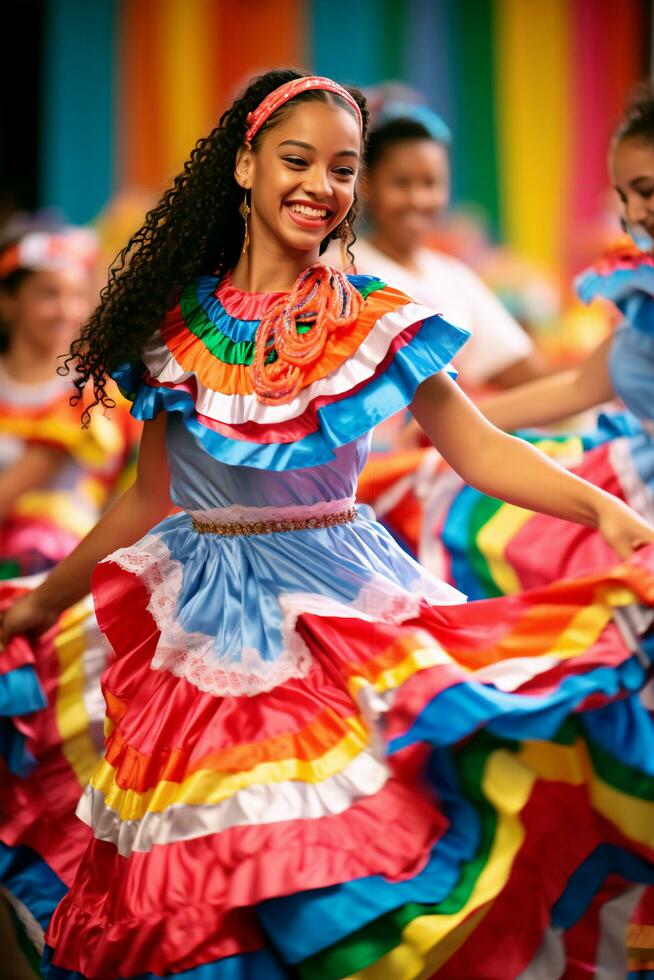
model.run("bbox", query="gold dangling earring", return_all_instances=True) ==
[339,220,351,271]
[239,191,251,255]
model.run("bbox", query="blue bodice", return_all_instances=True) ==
[166,413,371,511]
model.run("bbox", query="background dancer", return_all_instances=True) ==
[353,98,546,395]
[0,226,137,578]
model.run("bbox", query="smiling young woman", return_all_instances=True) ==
[1,69,654,980]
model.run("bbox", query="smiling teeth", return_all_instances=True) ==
[289,204,329,218]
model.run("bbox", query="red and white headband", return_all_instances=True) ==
[0,229,97,279]
[245,76,363,143]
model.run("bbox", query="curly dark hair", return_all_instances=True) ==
[613,80,654,147]
[65,68,368,420]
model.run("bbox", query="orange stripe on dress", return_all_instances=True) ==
[154,314,426,444]
[104,709,368,793]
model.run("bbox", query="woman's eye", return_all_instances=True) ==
[334,167,355,177]
[283,156,307,167]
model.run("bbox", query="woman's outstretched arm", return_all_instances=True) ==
[479,335,615,431]
[1,413,171,642]
[411,369,653,558]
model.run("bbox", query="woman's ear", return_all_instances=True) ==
[234,143,254,190]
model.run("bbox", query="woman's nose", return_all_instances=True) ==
[302,167,332,198]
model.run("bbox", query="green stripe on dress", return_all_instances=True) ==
[468,494,506,598]
[177,279,388,365]
[298,715,653,977]
[298,734,501,977]
[179,283,256,365]
[585,727,654,801]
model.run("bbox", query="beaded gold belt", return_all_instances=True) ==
[191,506,358,537]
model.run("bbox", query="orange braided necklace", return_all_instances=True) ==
[250,264,362,405]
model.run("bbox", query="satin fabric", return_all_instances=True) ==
[42,549,654,979]
[94,424,461,703]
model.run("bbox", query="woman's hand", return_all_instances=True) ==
[0,591,59,647]
[597,499,654,560]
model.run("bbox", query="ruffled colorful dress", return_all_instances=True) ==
[23,270,654,979]
[0,363,138,578]
[0,577,111,969]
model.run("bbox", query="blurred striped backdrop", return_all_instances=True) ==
[40,0,650,276]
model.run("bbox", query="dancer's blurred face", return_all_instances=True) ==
[365,139,450,254]
[0,266,91,358]
[235,100,361,256]
[611,137,654,240]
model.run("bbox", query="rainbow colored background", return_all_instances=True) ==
[42,0,649,275]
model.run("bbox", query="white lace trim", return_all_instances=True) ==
[278,573,463,630]
[104,530,463,700]
[105,535,314,699]
[188,496,355,524]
